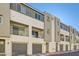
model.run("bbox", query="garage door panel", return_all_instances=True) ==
[32,44,42,54]
[12,43,27,56]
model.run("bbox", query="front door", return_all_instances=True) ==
[56,43,58,52]
[0,39,5,56]
[46,43,49,53]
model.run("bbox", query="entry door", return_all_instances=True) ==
[12,43,27,56]
[46,43,49,53]
[0,39,5,56]
[56,43,58,52]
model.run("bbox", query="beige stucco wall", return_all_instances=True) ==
[0,3,10,37]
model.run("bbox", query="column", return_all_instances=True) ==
[5,39,12,56]
[27,25,32,55]
[27,42,32,55]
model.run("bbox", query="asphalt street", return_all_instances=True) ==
[49,51,79,56]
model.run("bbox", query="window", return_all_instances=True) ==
[17,4,21,12]
[60,23,69,32]
[35,13,38,19]
[40,15,44,21]
[19,27,25,36]
[60,34,64,41]
[35,13,44,21]
[32,31,38,38]
[13,26,19,35]
[38,15,40,20]
[12,25,26,36]
[21,6,26,14]
[0,40,5,53]
[11,22,28,36]
[10,3,17,10]
[65,36,70,42]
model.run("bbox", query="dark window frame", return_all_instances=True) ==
[32,31,38,38]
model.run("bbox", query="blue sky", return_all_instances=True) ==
[28,3,79,31]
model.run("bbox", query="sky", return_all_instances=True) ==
[28,3,79,31]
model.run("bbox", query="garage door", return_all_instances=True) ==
[32,44,42,54]
[60,44,63,52]
[12,43,27,56]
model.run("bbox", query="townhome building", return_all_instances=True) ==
[0,3,79,56]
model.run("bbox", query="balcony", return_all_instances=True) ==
[10,3,44,22]
[11,34,29,43]
[60,29,69,36]
[10,10,44,29]
[31,27,44,43]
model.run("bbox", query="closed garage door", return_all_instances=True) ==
[32,44,42,54]
[60,44,63,52]
[12,43,27,56]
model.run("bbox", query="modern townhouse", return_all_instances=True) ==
[0,3,79,56]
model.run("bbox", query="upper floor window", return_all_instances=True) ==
[32,31,38,38]
[38,14,40,20]
[13,26,19,35]
[21,6,26,14]
[60,34,64,41]
[35,13,44,21]
[65,36,70,42]
[35,13,41,20]
[11,25,26,36]
[60,23,69,32]
[16,4,21,12]
[35,13,38,19]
